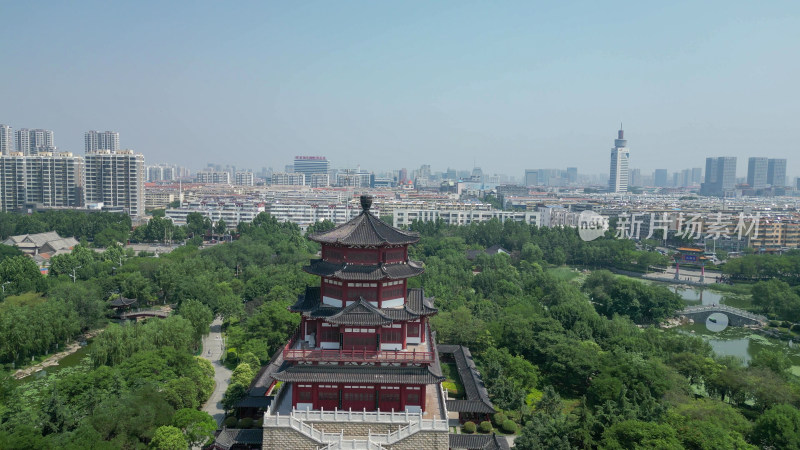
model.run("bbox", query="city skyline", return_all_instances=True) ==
[2,2,799,176]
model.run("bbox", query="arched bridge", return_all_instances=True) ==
[119,309,170,320]
[677,305,767,327]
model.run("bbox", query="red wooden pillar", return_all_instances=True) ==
[402,322,407,349]
[377,282,383,308]
[292,382,298,407]
[399,386,406,411]
[420,385,426,412]
[312,384,319,409]
[421,318,426,343]
[316,320,321,347]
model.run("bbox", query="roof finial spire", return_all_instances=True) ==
[360,195,373,211]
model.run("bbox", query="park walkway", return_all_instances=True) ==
[201,317,233,427]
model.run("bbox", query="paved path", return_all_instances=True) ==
[201,317,232,427]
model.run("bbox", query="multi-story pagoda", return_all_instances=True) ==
[273,194,443,413]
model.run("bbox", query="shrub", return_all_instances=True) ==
[462,421,476,434]
[782,321,792,328]
[223,416,238,428]
[479,421,493,433]
[237,417,254,429]
[501,419,517,434]
[492,412,507,426]
[791,323,800,333]
[769,320,780,328]
[254,418,263,428]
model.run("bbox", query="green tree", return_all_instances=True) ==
[149,425,187,450]
[0,255,42,295]
[600,420,682,449]
[179,299,213,346]
[751,404,800,450]
[172,408,216,447]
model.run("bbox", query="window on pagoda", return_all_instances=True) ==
[320,326,340,342]
[384,248,405,263]
[381,280,404,299]
[382,325,403,343]
[406,386,421,405]
[346,250,379,264]
[297,385,313,403]
[407,323,420,337]
[380,388,400,402]
[343,333,377,349]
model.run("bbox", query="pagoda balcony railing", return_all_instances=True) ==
[283,328,435,364]
[283,347,434,364]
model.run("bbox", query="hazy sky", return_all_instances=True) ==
[2,1,799,178]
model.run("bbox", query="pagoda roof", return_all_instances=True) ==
[109,297,137,307]
[327,298,393,326]
[290,287,438,323]
[272,364,444,385]
[308,196,419,246]
[303,259,424,281]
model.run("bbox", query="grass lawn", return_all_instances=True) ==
[0,292,46,312]
[441,362,465,399]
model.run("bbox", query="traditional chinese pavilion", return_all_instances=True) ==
[272,195,443,413]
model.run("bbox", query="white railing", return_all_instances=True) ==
[265,407,448,447]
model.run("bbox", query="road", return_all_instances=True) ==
[201,317,233,427]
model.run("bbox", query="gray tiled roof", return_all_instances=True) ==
[327,299,393,326]
[308,210,419,246]
[213,428,263,450]
[272,364,444,385]
[290,287,438,324]
[303,259,424,281]
[449,433,511,450]
[439,345,495,414]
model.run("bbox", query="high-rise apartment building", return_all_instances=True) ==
[0,125,12,155]
[524,169,538,187]
[15,128,55,155]
[701,157,737,196]
[691,167,703,185]
[566,167,578,184]
[195,171,231,184]
[608,127,630,193]
[234,171,255,186]
[85,130,120,152]
[84,150,145,217]
[147,165,176,182]
[0,152,83,212]
[747,157,768,190]
[271,172,305,186]
[293,156,329,185]
[767,158,787,187]
[654,169,668,187]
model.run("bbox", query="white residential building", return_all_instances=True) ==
[0,125,12,155]
[85,130,120,152]
[84,149,145,217]
[0,152,83,212]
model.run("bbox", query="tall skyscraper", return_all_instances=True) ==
[84,150,145,217]
[701,157,737,196]
[691,167,703,185]
[0,152,83,212]
[767,158,787,187]
[293,156,329,185]
[15,128,55,155]
[524,169,538,186]
[608,126,630,193]
[234,171,255,186]
[85,130,120,152]
[0,125,12,155]
[747,157,768,190]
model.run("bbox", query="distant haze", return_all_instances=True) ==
[1,1,799,178]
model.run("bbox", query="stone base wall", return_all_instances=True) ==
[386,430,449,450]
[262,426,319,450]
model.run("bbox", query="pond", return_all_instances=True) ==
[671,285,725,305]
[675,321,800,372]
[20,340,93,384]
